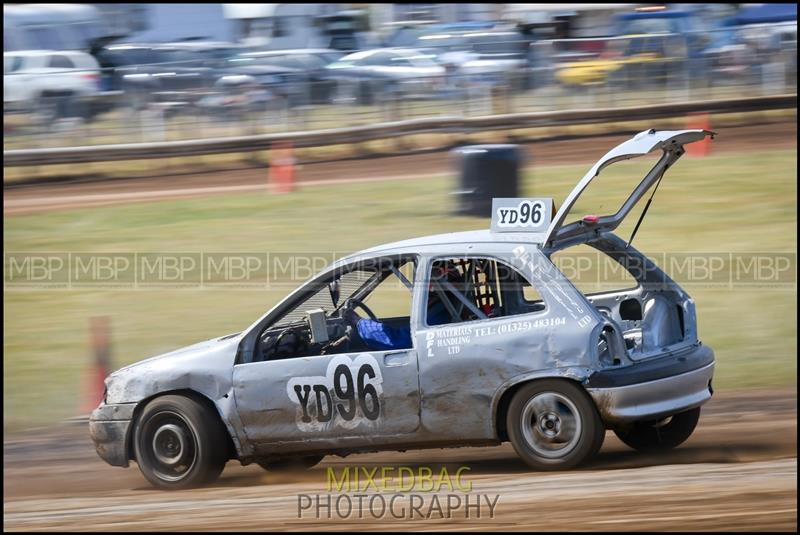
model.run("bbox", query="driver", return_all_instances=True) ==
[338,263,462,352]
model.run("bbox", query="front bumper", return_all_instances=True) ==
[89,403,136,467]
[585,343,715,426]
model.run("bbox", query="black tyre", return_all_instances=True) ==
[256,455,324,472]
[506,380,605,470]
[133,395,228,489]
[34,94,62,125]
[614,407,700,452]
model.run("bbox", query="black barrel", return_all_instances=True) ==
[452,144,523,217]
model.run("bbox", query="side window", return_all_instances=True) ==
[388,55,412,67]
[255,255,417,362]
[48,55,75,70]
[550,244,639,295]
[262,55,294,69]
[365,52,391,66]
[424,257,545,327]
[359,259,415,319]
[271,268,375,329]
[495,261,544,305]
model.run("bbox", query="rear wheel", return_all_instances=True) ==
[614,407,701,452]
[506,380,604,470]
[34,93,67,125]
[257,455,324,472]
[133,395,228,489]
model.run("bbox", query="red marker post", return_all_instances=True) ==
[83,316,111,414]
[268,141,297,193]
[686,112,712,157]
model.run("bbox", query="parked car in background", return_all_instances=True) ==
[554,8,742,89]
[225,49,344,104]
[96,40,243,113]
[322,48,445,105]
[3,49,103,122]
[554,33,688,89]
[451,30,533,89]
[397,26,535,90]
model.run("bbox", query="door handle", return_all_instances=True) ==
[383,352,410,366]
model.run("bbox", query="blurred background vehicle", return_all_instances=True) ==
[553,7,735,90]
[323,48,445,105]
[96,40,243,114]
[399,25,534,90]
[3,49,102,123]
[731,3,798,90]
[224,48,344,105]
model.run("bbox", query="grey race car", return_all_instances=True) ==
[90,129,716,489]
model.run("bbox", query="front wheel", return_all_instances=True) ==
[133,395,228,489]
[614,407,701,452]
[257,455,324,472]
[506,380,604,470]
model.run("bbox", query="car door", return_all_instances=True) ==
[232,255,422,452]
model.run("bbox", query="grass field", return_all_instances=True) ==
[3,148,797,430]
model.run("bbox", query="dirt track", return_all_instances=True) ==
[4,389,797,531]
[4,121,797,215]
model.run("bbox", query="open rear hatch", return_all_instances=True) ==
[544,129,715,362]
[544,129,715,250]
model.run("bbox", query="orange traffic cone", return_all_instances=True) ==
[83,316,111,414]
[268,141,296,194]
[686,112,712,157]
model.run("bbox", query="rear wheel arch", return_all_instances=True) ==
[127,389,238,463]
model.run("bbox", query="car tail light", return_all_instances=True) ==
[81,72,101,89]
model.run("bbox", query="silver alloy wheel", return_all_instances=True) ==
[153,423,187,466]
[143,411,198,483]
[520,391,582,459]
